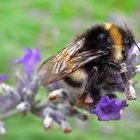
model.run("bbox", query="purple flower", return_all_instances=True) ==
[136,65,140,73]
[0,75,8,82]
[15,48,41,77]
[90,96,125,121]
[129,43,140,56]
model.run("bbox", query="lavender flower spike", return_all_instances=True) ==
[15,48,41,77]
[129,43,140,56]
[90,96,125,121]
[135,65,140,73]
[0,75,8,82]
[0,121,6,135]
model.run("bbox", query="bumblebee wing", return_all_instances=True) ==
[37,38,108,85]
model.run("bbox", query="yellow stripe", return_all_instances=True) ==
[104,23,112,30]
[109,24,123,61]
[69,69,87,82]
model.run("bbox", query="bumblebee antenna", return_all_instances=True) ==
[124,22,140,52]
[133,40,140,52]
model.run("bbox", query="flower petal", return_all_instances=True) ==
[0,75,8,82]
[90,96,126,121]
[14,48,41,76]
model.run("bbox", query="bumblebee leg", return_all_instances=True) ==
[106,60,136,100]
[81,66,101,106]
[121,73,136,100]
[106,60,121,71]
[119,63,136,100]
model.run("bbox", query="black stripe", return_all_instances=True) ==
[63,76,83,88]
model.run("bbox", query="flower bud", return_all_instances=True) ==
[0,121,6,135]
[16,101,31,115]
[43,115,53,129]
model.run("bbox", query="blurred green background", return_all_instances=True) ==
[1,0,140,140]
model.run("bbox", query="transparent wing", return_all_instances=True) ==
[37,38,108,85]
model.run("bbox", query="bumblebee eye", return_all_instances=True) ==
[122,36,134,50]
[123,38,130,45]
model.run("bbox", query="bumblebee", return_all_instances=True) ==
[37,23,139,109]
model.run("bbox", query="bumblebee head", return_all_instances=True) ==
[84,23,137,63]
[104,23,136,62]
